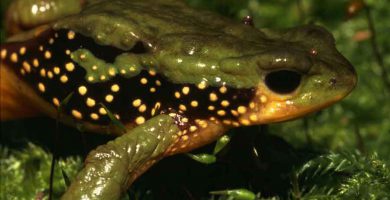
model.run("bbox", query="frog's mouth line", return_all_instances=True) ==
[238,79,356,125]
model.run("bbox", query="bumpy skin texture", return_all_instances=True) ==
[61,115,179,200]
[0,0,357,199]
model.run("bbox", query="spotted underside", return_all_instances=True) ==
[1,29,256,129]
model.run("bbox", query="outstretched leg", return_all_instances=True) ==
[61,114,179,200]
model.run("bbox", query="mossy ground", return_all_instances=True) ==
[1,0,390,199]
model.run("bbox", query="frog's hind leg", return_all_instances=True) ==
[0,31,51,121]
[0,53,42,120]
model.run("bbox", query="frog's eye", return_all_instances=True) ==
[265,70,302,94]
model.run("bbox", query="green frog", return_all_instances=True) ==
[0,0,357,199]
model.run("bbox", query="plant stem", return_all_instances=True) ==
[364,5,390,93]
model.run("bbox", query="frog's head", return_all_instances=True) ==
[235,25,357,124]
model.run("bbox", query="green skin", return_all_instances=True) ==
[3,0,357,199]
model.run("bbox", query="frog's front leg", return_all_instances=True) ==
[5,0,83,36]
[61,114,179,200]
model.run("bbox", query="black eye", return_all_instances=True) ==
[265,70,302,94]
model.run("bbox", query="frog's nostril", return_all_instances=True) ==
[265,70,302,94]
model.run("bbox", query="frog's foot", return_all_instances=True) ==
[61,114,179,200]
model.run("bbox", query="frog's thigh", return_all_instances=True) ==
[61,114,179,200]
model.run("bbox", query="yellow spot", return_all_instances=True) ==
[182,86,190,95]
[90,113,99,120]
[151,108,156,116]
[99,107,107,115]
[219,86,227,94]
[140,78,148,84]
[139,104,147,113]
[209,93,218,102]
[71,110,83,119]
[44,51,52,59]
[190,101,198,107]
[100,75,106,81]
[237,106,247,114]
[1,49,7,59]
[52,98,60,107]
[53,67,60,74]
[68,31,75,40]
[240,119,251,126]
[249,114,258,122]
[111,84,120,92]
[39,46,44,51]
[22,62,31,73]
[115,114,120,120]
[88,76,94,82]
[92,65,98,70]
[78,86,87,95]
[105,94,114,102]
[108,68,116,76]
[49,38,54,44]
[38,83,46,92]
[47,71,54,78]
[10,53,18,63]
[190,126,197,132]
[20,69,25,75]
[132,99,142,107]
[232,122,240,127]
[40,69,46,77]
[65,62,75,72]
[155,80,162,86]
[155,102,161,109]
[249,102,256,109]
[19,47,26,55]
[197,81,207,89]
[33,59,39,67]
[174,91,181,99]
[135,116,145,125]
[149,70,156,76]
[217,110,226,116]
[86,98,96,107]
[65,50,71,55]
[182,135,189,141]
[223,120,232,125]
[221,100,230,107]
[60,75,68,83]
[179,104,187,111]
[231,110,239,117]
[120,69,126,74]
[260,95,267,103]
[79,54,86,60]
[150,87,156,93]
[208,105,215,111]
[129,66,136,71]
[182,117,189,123]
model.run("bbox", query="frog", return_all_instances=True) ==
[0,0,357,199]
